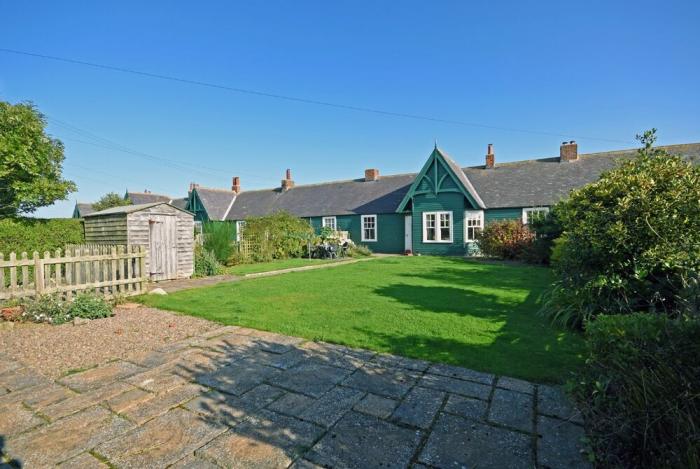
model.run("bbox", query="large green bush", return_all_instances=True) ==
[522,211,562,264]
[0,217,84,255]
[203,221,235,264]
[235,211,314,263]
[542,131,700,327]
[475,219,534,260]
[574,314,700,468]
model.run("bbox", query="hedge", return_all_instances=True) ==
[0,217,84,255]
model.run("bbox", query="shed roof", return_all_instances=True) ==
[126,192,173,205]
[84,202,193,217]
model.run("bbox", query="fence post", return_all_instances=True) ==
[139,245,147,291]
[34,251,44,295]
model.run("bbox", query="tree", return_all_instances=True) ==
[92,192,131,212]
[542,129,700,328]
[0,101,76,216]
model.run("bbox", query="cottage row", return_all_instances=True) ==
[76,141,700,256]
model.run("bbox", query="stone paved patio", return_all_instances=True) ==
[0,324,589,468]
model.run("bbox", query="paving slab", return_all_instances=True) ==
[370,353,430,372]
[196,409,324,468]
[299,341,375,370]
[299,386,365,428]
[0,381,74,409]
[267,391,316,418]
[120,383,206,424]
[170,454,222,469]
[270,361,351,397]
[419,412,533,469]
[537,415,591,468]
[306,411,422,469]
[488,388,535,433]
[239,383,287,408]
[352,392,397,419]
[419,373,491,400]
[427,363,495,385]
[0,367,49,391]
[497,376,536,395]
[342,364,419,398]
[57,361,144,392]
[6,406,134,467]
[196,359,281,396]
[105,387,153,414]
[96,407,225,468]
[0,401,45,437]
[250,349,308,370]
[42,381,134,421]
[391,386,445,429]
[538,385,584,424]
[58,452,110,468]
[443,394,488,421]
[125,368,189,394]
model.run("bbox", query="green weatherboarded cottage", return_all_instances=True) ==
[187,142,700,255]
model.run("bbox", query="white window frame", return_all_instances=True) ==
[422,211,453,243]
[361,214,378,242]
[235,220,246,242]
[322,216,337,231]
[464,210,484,242]
[522,207,550,225]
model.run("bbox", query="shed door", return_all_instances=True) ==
[149,215,178,281]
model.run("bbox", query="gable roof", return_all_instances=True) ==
[170,197,189,210]
[464,143,700,208]
[84,201,193,217]
[202,142,700,220]
[73,202,95,217]
[193,187,237,221]
[126,191,172,205]
[226,173,415,220]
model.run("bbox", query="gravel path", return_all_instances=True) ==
[0,306,217,378]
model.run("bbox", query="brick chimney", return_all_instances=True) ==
[485,144,495,169]
[231,176,241,194]
[188,182,199,192]
[281,168,295,191]
[364,168,380,181]
[560,141,578,162]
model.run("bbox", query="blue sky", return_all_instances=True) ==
[2,1,699,218]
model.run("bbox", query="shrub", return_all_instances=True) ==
[347,244,372,258]
[573,314,700,468]
[68,292,113,319]
[475,219,534,260]
[0,217,84,255]
[203,221,235,264]
[235,211,315,263]
[521,211,563,264]
[542,130,700,327]
[21,294,70,324]
[92,192,130,212]
[194,245,223,277]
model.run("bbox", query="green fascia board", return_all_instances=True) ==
[396,147,484,212]
[190,189,210,221]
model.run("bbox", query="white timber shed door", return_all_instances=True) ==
[148,215,178,281]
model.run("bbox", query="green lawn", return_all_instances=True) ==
[222,258,342,276]
[142,256,584,383]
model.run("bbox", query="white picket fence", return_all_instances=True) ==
[0,244,147,301]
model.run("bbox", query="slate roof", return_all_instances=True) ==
[225,173,416,220]
[74,203,95,217]
[194,187,237,221]
[189,142,700,219]
[464,143,700,208]
[435,148,486,209]
[170,197,189,210]
[84,202,192,217]
[126,192,172,205]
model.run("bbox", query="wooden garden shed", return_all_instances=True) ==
[83,202,194,281]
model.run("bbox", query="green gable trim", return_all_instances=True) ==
[189,189,210,222]
[396,148,483,212]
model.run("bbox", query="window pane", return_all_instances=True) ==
[440,227,451,240]
[427,227,436,240]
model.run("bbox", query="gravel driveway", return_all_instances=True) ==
[0,305,216,379]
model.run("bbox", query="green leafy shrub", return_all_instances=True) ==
[92,192,130,212]
[0,217,84,255]
[203,221,235,264]
[347,243,372,258]
[68,292,113,319]
[194,245,223,277]
[475,219,534,260]
[234,211,315,263]
[521,211,562,264]
[542,130,700,327]
[21,294,70,324]
[573,314,700,468]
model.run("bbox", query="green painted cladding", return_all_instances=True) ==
[306,214,405,254]
[411,192,467,255]
[485,207,523,223]
[189,191,210,222]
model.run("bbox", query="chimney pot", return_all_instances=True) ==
[560,141,579,162]
[281,169,295,191]
[485,144,495,169]
[231,176,241,194]
[364,168,380,181]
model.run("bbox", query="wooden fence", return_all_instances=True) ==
[0,244,147,301]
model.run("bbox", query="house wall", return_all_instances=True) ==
[485,207,524,223]
[411,192,469,255]
[83,215,128,244]
[306,213,405,254]
[126,205,194,279]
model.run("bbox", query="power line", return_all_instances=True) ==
[1,47,633,144]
